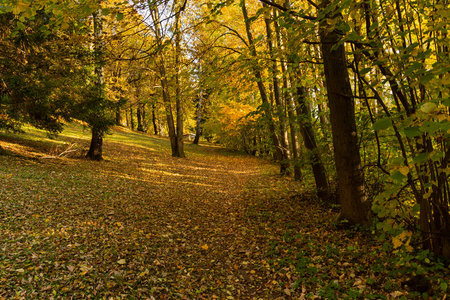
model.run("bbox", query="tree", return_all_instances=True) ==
[0,9,92,136]
[273,7,302,180]
[193,89,205,145]
[263,3,291,173]
[241,0,288,174]
[148,0,185,157]
[318,0,370,225]
[272,0,330,196]
[86,5,108,160]
[352,0,450,257]
[292,67,331,201]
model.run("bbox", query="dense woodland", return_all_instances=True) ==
[1,0,450,298]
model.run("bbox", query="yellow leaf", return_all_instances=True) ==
[392,236,402,249]
[250,270,256,274]
[117,259,126,265]
[421,102,437,114]
[399,166,409,176]
[60,22,69,30]
[201,244,209,250]
[442,74,450,86]
[79,264,91,275]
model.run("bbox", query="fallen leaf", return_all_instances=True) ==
[117,259,126,265]
[390,291,404,298]
[201,244,209,250]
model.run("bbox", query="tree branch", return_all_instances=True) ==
[258,0,316,20]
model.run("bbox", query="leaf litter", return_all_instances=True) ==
[0,126,449,299]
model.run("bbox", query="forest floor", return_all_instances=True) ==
[0,123,449,300]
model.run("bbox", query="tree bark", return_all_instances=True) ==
[136,87,144,132]
[86,127,103,161]
[86,6,104,161]
[293,77,331,201]
[263,5,290,172]
[116,107,122,126]
[137,102,144,132]
[273,8,302,180]
[174,8,185,157]
[130,105,134,130]
[193,89,203,145]
[149,1,184,157]
[152,103,158,135]
[319,0,370,225]
[241,0,285,173]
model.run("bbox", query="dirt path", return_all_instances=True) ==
[97,139,309,299]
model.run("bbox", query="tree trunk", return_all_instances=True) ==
[319,0,370,225]
[86,7,104,161]
[137,101,144,132]
[193,89,203,145]
[152,103,158,135]
[86,127,103,161]
[241,0,286,173]
[149,2,183,157]
[293,78,331,201]
[287,92,302,181]
[142,105,147,132]
[130,105,134,130]
[273,8,302,180]
[263,5,290,172]
[174,9,185,157]
[116,107,122,126]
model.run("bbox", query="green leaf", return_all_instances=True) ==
[419,73,434,84]
[420,121,441,134]
[102,8,110,16]
[441,282,448,292]
[404,126,422,138]
[373,118,392,131]
[359,68,372,75]
[442,98,450,107]
[420,102,437,113]
[16,21,25,30]
[392,170,406,182]
[391,156,405,165]
[404,62,423,76]
[430,150,444,162]
[413,152,430,164]
[116,12,124,21]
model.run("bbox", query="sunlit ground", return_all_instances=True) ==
[1,122,448,299]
